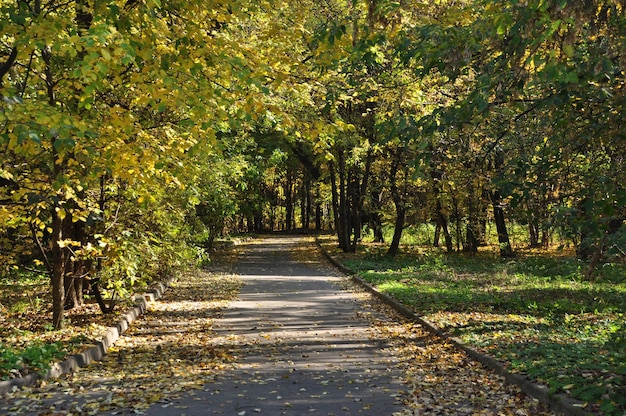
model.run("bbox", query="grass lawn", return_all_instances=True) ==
[319,234,626,416]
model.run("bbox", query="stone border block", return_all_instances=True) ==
[0,277,174,396]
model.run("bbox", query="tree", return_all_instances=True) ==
[0,0,274,328]
[390,0,624,263]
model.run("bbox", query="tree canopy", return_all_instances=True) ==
[1,0,624,328]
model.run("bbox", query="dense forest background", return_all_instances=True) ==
[0,0,624,330]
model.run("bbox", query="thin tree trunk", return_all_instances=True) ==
[50,211,65,329]
[387,146,407,257]
[492,191,514,257]
[329,159,349,251]
[388,203,405,257]
[50,0,95,325]
[315,185,322,231]
[349,175,359,251]
[42,15,67,328]
[337,149,350,252]
[464,188,479,254]
[285,169,293,231]
[491,148,514,257]
[453,196,462,252]
[584,236,606,280]
[435,200,454,252]
[528,210,540,247]
[370,190,385,243]
[304,179,311,229]
[350,149,373,251]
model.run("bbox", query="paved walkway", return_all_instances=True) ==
[1,235,557,416]
[145,235,405,415]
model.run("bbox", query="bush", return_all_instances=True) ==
[0,341,66,379]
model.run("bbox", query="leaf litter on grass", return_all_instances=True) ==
[307,237,557,415]
[0,273,123,381]
[0,269,242,416]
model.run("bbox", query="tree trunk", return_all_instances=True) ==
[373,219,384,243]
[368,186,385,243]
[64,220,79,310]
[347,171,360,253]
[490,148,514,257]
[337,150,351,252]
[388,203,405,257]
[269,204,276,231]
[387,146,407,257]
[349,149,373,252]
[329,159,349,251]
[528,212,540,247]
[50,210,65,329]
[285,170,293,231]
[90,275,115,314]
[430,152,453,252]
[64,210,90,310]
[464,190,479,254]
[584,238,605,280]
[254,213,263,232]
[42,16,68,328]
[315,185,322,231]
[435,200,453,252]
[50,0,96,322]
[492,190,514,257]
[302,179,313,230]
[452,196,462,252]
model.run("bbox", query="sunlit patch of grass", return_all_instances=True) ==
[337,242,626,415]
[0,270,49,315]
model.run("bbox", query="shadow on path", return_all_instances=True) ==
[144,235,406,415]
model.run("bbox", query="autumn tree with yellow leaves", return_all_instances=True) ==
[0,0,270,328]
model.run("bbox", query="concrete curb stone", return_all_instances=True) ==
[0,278,174,396]
[314,236,592,416]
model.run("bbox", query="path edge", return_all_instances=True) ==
[0,278,174,396]
[314,236,593,416]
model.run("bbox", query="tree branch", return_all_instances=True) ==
[30,223,52,273]
[0,47,18,89]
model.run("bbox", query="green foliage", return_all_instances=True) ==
[0,0,276,326]
[0,341,65,380]
[606,322,626,353]
[0,0,623,353]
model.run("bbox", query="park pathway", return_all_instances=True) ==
[144,234,406,415]
[1,235,556,416]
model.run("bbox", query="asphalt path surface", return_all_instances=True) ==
[144,235,406,415]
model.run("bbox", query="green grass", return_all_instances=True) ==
[339,247,626,415]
